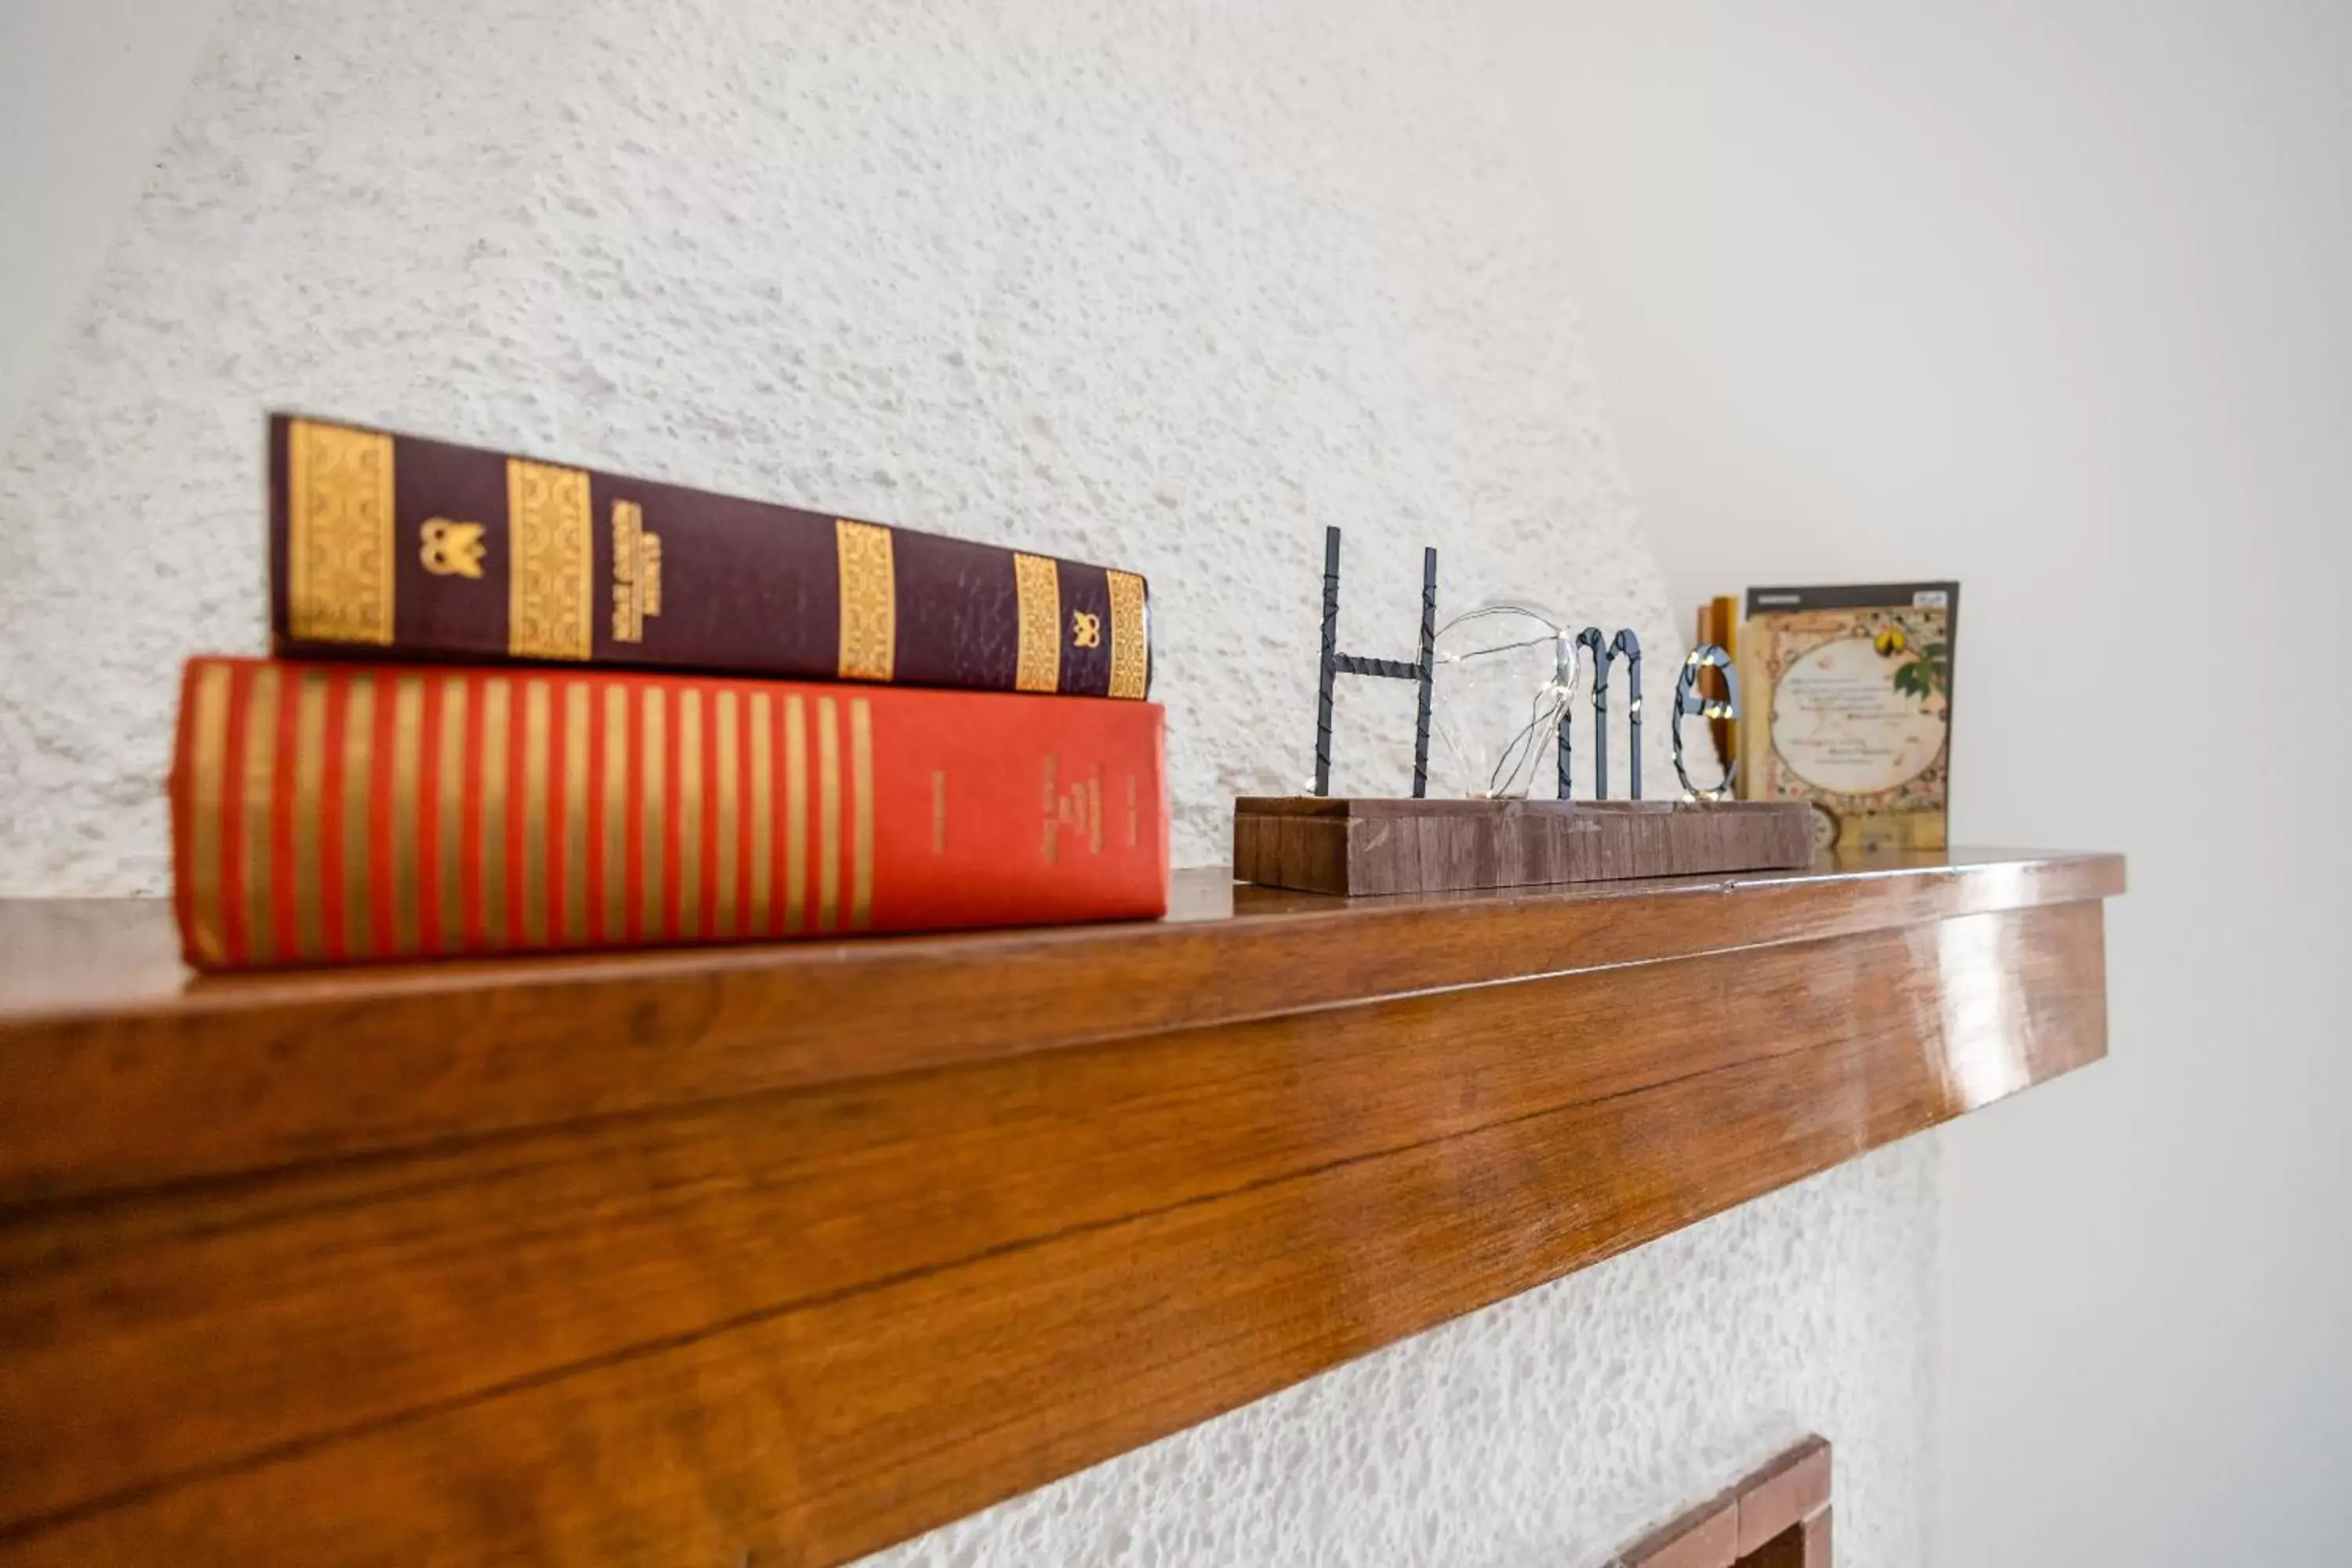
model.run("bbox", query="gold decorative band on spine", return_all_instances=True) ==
[562,681,590,946]
[293,671,332,960]
[816,695,840,931]
[848,699,874,930]
[184,664,233,965]
[341,676,376,960]
[1106,570,1149,699]
[783,695,808,934]
[241,664,281,965]
[285,420,396,646]
[834,519,896,683]
[388,675,425,956]
[1011,553,1062,693]
[506,458,594,662]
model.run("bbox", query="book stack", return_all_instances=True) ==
[171,415,1167,970]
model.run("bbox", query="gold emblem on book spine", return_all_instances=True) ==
[286,420,396,646]
[1106,570,1149,699]
[611,501,662,643]
[506,459,594,662]
[834,520,896,683]
[419,520,486,578]
[1012,553,1061,693]
[1070,611,1102,649]
[1040,755,1105,865]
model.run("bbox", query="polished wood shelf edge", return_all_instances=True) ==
[0,857,2120,1566]
[0,848,2122,1204]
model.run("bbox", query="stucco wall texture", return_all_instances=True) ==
[0,2,1940,1562]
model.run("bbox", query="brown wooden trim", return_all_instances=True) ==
[0,869,2107,1565]
[1613,1436,1832,1568]
[0,849,2121,1203]
[1736,1436,1832,1552]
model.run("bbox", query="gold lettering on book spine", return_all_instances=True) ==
[1106,570,1149,699]
[834,520,896,683]
[1012,553,1062,693]
[506,459,594,662]
[610,501,662,643]
[286,420,396,646]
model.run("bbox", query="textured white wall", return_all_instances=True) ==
[0,2,1940,1563]
[1483,2,2352,1563]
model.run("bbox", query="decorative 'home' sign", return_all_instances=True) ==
[1239,527,1813,896]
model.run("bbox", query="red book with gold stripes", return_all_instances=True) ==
[169,657,1168,971]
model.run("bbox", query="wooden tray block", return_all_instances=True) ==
[1234,796,1817,895]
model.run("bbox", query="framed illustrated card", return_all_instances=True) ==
[1739,582,1958,853]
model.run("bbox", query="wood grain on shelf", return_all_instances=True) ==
[0,849,2120,1566]
[0,849,2120,1203]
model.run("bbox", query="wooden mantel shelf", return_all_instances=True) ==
[0,848,2122,1566]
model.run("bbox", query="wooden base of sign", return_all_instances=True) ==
[1232,796,1817,897]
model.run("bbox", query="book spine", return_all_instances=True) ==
[170,657,1169,971]
[267,413,1152,699]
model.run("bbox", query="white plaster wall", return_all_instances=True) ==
[1482,2,2352,1563]
[0,2,1941,1562]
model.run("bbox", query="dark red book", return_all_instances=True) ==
[268,413,1151,699]
[170,657,1168,970]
